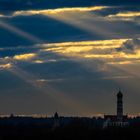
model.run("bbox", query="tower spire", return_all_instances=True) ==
[117,90,123,121]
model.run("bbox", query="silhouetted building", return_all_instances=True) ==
[53,112,60,128]
[103,90,129,128]
[54,112,59,119]
[117,90,123,121]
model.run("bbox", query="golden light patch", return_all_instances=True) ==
[85,52,140,59]
[41,38,140,65]
[84,54,115,59]
[13,6,108,16]
[46,39,126,48]
[43,39,127,56]
[47,46,93,53]
[0,14,4,17]
[33,60,44,64]
[108,59,140,65]
[108,12,140,18]
[0,63,12,69]
[13,53,37,60]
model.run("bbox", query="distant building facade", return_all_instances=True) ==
[103,90,129,128]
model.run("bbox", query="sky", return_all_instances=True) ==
[0,0,140,117]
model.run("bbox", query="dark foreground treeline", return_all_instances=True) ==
[0,121,140,140]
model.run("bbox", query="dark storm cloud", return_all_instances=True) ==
[0,1,140,47]
[116,39,140,54]
[0,0,140,14]
[0,15,104,47]
[93,6,140,17]
[0,0,96,14]
[0,11,140,47]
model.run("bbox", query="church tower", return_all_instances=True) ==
[117,90,123,121]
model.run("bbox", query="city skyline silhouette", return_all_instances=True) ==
[0,1,140,139]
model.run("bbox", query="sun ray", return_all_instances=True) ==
[0,21,43,44]
[0,21,93,114]
[6,65,93,115]
[43,10,121,39]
